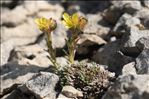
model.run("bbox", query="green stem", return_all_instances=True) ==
[67,31,79,65]
[46,32,59,69]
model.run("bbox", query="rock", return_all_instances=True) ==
[121,27,149,56]
[122,1,142,14]
[135,49,149,74]
[56,57,68,67]
[76,34,107,55]
[125,17,140,28]
[142,0,149,8]
[111,0,142,14]
[104,1,142,24]
[0,61,47,95]
[0,0,23,9]
[19,72,59,99]
[23,0,64,18]
[52,22,67,49]
[109,36,117,42]
[9,44,52,67]
[84,13,110,38]
[102,5,123,25]
[112,13,141,36]
[122,62,136,75]
[136,36,149,51]
[0,38,41,66]
[112,13,132,35]
[57,94,72,99]
[134,8,149,29]
[36,4,64,21]
[1,5,27,27]
[62,86,83,98]
[1,40,14,66]
[102,74,149,99]
[1,18,41,43]
[93,40,133,75]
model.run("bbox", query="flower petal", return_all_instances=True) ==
[72,13,79,25]
[62,13,73,27]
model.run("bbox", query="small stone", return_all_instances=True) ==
[62,86,83,98]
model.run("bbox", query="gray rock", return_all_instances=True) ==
[142,0,149,8]
[1,18,41,43]
[112,13,132,35]
[9,44,52,67]
[77,34,107,55]
[8,44,68,69]
[0,38,40,66]
[136,36,149,51]
[19,72,59,99]
[0,61,46,95]
[134,8,149,29]
[93,40,133,75]
[1,40,14,66]
[123,27,149,47]
[122,62,136,75]
[52,22,67,49]
[1,72,59,99]
[1,5,27,27]
[112,13,141,36]
[57,94,72,99]
[111,0,142,14]
[135,49,149,74]
[102,74,149,99]
[61,86,83,98]
[121,27,149,56]
[84,13,110,38]
[103,5,123,24]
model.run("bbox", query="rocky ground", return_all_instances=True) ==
[0,0,149,99]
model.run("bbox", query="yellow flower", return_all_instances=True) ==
[35,17,57,32]
[62,13,87,30]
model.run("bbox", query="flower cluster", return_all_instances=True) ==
[35,17,58,69]
[35,13,87,68]
[35,17,57,33]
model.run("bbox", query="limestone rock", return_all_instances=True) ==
[122,62,136,75]
[93,40,133,75]
[62,86,83,98]
[121,27,149,56]
[135,49,149,74]
[102,74,149,99]
[77,34,107,55]
[0,62,45,94]
[19,72,59,99]
[136,36,149,51]
[84,13,110,38]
